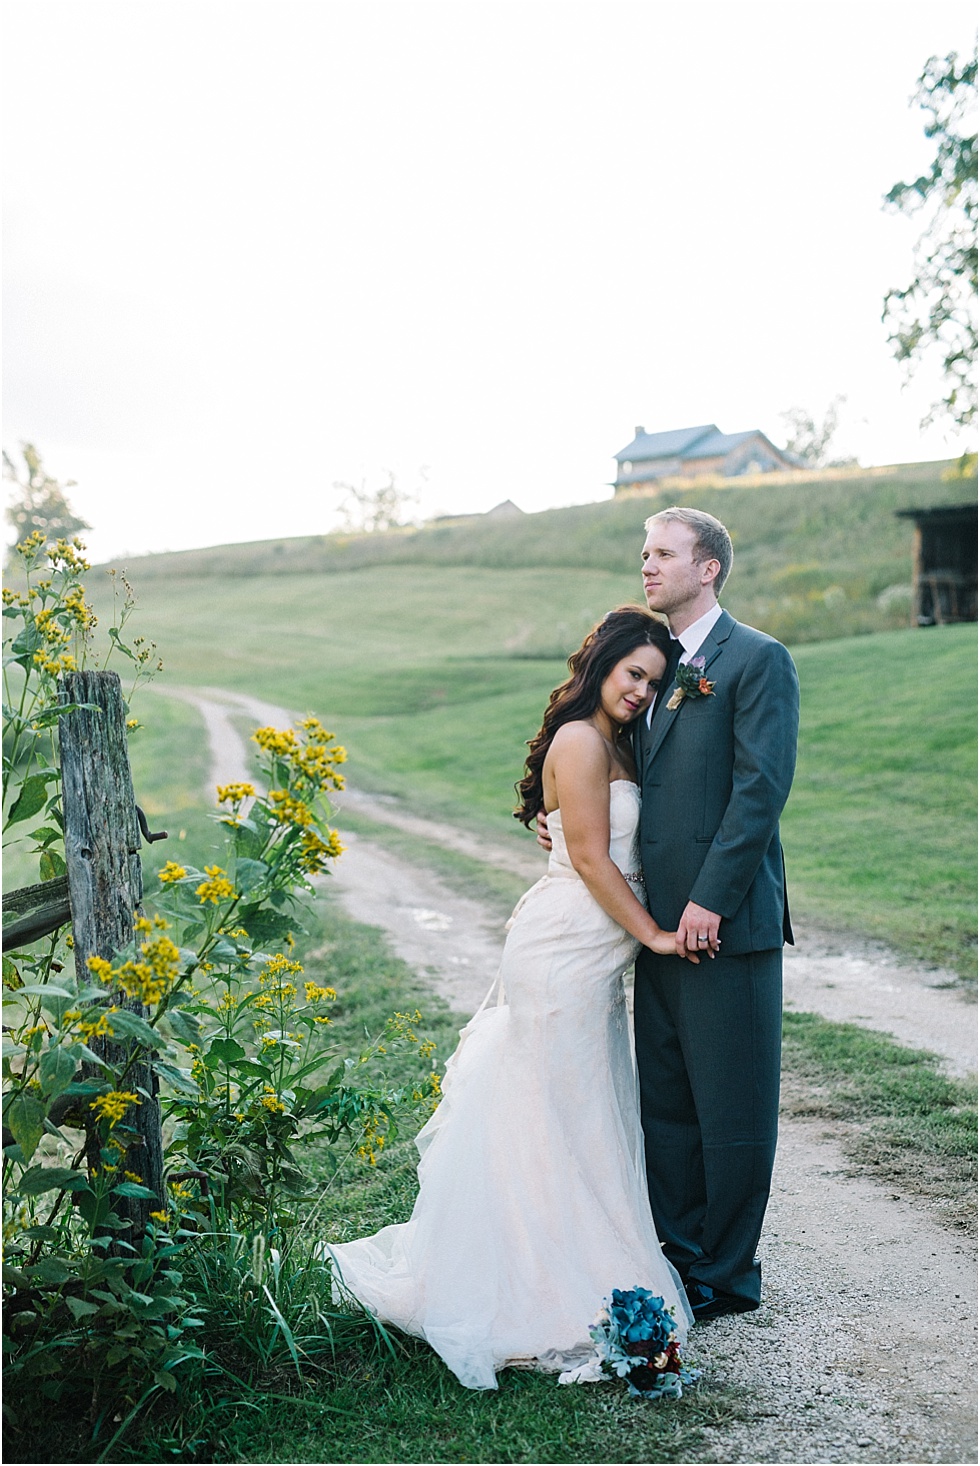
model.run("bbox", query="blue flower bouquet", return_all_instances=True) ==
[589,1287,700,1401]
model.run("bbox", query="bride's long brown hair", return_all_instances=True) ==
[513,606,671,827]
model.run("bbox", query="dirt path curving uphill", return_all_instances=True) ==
[151,682,978,1463]
[151,683,977,1075]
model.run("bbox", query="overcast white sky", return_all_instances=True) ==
[3,0,977,562]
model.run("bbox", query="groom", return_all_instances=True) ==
[634,506,799,1320]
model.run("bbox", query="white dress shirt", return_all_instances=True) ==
[647,602,725,724]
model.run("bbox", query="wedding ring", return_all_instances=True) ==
[697,935,708,943]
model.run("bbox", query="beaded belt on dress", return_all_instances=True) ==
[624,871,645,885]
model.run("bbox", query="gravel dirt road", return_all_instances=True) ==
[153,683,978,1464]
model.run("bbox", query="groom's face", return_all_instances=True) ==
[641,521,706,615]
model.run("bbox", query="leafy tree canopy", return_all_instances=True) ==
[4,442,91,550]
[883,48,978,430]
[779,396,857,468]
[333,471,419,534]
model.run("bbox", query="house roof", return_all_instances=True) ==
[614,425,718,463]
[682,429,758,458]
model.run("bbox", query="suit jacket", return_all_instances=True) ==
[635,610,799,955]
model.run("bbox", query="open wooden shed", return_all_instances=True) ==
[895,502,978,626]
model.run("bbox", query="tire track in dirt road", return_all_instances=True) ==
[151,682,978,1464]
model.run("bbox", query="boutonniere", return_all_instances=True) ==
[665,655,716,711]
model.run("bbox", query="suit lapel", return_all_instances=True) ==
[645,610,736,769]
[632,717,646,790]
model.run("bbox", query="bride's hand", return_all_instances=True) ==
[535,809,553,852]
[649,929,701,963]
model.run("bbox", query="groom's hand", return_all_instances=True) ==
[676,901,721,959]
[535,809,553,852]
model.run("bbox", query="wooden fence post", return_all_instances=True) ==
[59,670,165,1235]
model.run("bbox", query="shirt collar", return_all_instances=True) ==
[646,602,724,726]
[674,602,724,659]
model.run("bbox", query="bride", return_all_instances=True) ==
[326,606,698,1390]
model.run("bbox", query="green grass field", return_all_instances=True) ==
[97,595,974,985]
[5,458,977,1462]
[10,457,977,978]
[112,458,974,648]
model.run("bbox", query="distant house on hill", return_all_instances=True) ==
[484,499,524,520]
[433,499,525,524]
[613,423,801,491]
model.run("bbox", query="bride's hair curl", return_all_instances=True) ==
[513,605,671,828]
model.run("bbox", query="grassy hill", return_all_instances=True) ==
[113,458,976,645]
[8,456,974,980]
[85,615,976,985]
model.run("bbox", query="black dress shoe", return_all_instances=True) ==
[685,1282,759,1321]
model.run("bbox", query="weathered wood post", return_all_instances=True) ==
[59,670,165,1236]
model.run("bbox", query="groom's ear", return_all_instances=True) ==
[699,558,721,589]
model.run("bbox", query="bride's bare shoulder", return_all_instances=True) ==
[547,722,608,761]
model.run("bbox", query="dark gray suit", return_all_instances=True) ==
[633,609,799,1306]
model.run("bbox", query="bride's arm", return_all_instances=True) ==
[548,726,697,960]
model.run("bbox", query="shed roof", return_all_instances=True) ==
[614,425,718,463]
[895,503,977,525]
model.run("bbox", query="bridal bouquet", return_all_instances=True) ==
[589,1287,700,1400]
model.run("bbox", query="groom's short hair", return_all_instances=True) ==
[644,507,734,594]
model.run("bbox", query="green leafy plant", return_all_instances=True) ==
[2,533,437,1444]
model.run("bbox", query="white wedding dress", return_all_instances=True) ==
[326,781,691,1389]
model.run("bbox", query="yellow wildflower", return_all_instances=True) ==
[49,538,91,573]
[253,726,299,757]
[304,981,337,1004]
[86,955,114,983]
[149,1210,170,1225]
[297,828,345,874]
[196,865,237,905]
[268,789,313,827]
[216,782,256,804]
[299,714,333,742]
[357,1114,388,1165]
[158,861,188,884]
[260,1090,286,1114]
[76,1010,117,1040]
[261,953,303,980]
[90,1090,140,1126]
[113,933,181,1005]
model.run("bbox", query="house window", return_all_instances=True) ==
[622,461,632,473]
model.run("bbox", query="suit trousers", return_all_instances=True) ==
[633,946,782,1306]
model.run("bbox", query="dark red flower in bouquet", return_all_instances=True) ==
[627,1364,663,1392]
